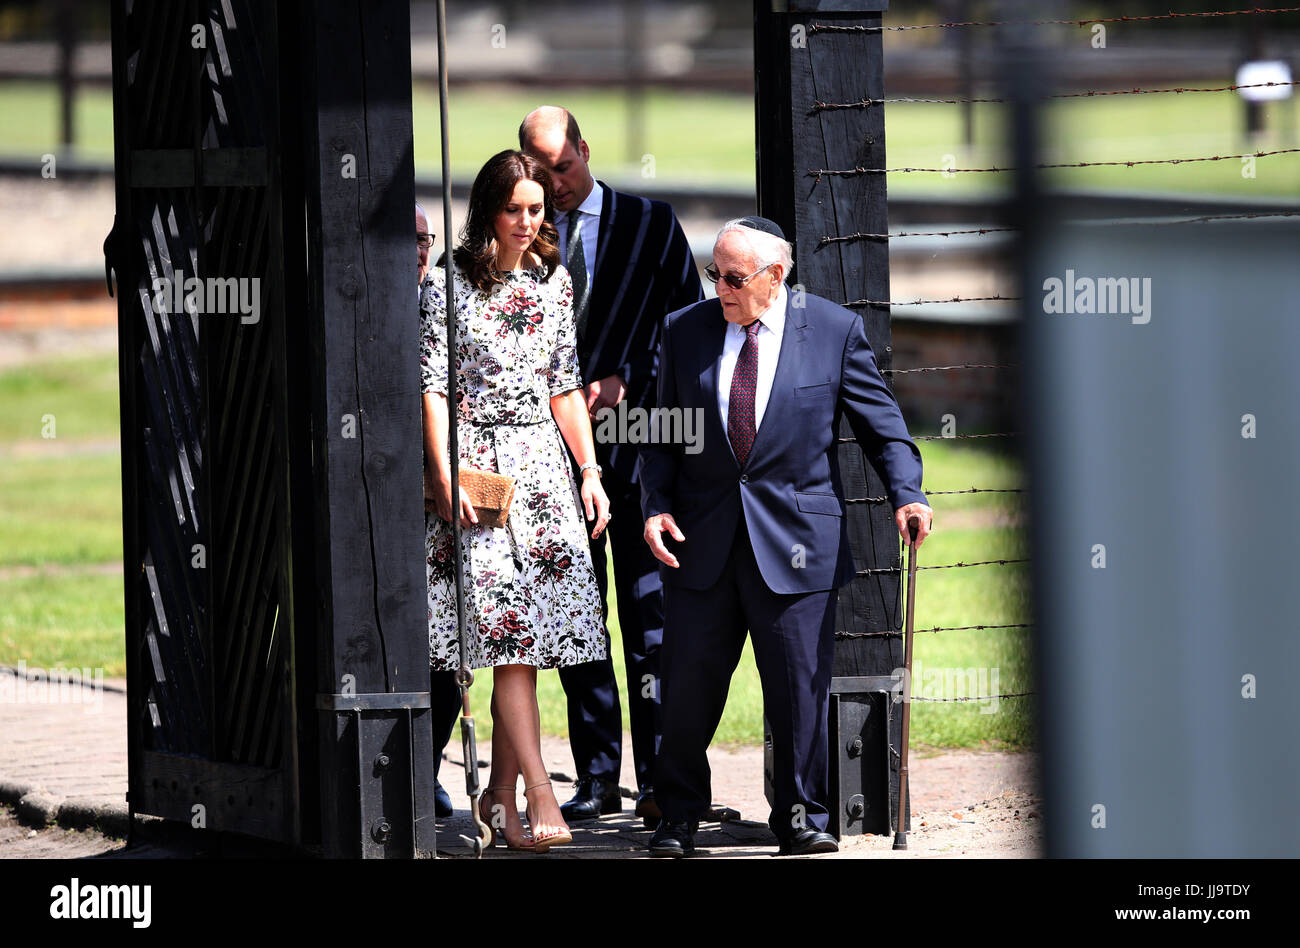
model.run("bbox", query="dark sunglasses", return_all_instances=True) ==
[705,261,772,289]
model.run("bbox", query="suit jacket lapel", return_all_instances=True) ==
[697,308,738,470]
[591,181,615,293]
[747,290,806,466]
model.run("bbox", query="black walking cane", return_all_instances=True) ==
[434,0,491,858]
[893,517,920,851]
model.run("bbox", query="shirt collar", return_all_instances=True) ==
[572,180,603,219]
[733,282,788,339]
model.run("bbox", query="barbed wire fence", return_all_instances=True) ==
[825,5,1298,713]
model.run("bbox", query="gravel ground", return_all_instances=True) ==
[0,805,124,858]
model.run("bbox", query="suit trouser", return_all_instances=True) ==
[654,515,837,838]
[558,466,665,788]
[430,669,461,785]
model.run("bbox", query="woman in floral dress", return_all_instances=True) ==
[421,149,610,852]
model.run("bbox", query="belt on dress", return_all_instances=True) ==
[462,417,549,427]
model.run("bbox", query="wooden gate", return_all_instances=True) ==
[107,0,435,856]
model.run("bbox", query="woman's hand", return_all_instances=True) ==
[433,475,479,529]
[581,470,611,540]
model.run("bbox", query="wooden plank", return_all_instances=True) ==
[275,0,322,848]
[791,0,890,10]
[138,750,291,840]
[201,146,270,187]
[111,0,146,836]
[299,0,435,857]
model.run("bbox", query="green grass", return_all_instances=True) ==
[883,91,1300,199]
[0,452,123,566]
[0,353,1032,749]
[0,572,125,676]
[0,354,120,442]
[4,77,1297,198]
[0,80,116,163]
[411,83,755,187]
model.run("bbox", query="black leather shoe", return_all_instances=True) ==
[778,829,839,856]
[434,781,454,819]
[648,819,697,858]
[634,787,661,830]
[558,775,622,822]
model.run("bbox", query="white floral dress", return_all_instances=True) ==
[420,261,606,670]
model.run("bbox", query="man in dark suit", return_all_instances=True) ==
[520,107,704,824]
[638,217,933,857]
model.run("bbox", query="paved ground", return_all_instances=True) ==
[0,663,1040,858]
[433,741,1040,859]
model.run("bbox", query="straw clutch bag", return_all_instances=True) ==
[424,464,515,529]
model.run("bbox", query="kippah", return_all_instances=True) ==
[735,215,786,241]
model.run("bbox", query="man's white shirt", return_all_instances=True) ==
[716,282,788,434]
[555,180,603,284]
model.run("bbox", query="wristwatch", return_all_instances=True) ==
[579,462,602,477]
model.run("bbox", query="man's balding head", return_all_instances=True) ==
[518,106,582,152]
[518,106,594,214]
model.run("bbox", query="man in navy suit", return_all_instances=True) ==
[520,107,704,824]
[638,217,933,857]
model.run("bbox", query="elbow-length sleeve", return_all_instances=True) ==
[419,270,449,396]
[547,265,583,396]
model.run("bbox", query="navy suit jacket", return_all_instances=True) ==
[581,181,704,483]
[637,290,927,595]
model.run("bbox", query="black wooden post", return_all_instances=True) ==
[56,0,78,150]
[754,0,908,838]
[296,0,437,858]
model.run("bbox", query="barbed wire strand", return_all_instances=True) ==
[909,692,1036,702]
[837,622,1033,638]
[883,363,1020,374]
[845,489,1023,506]
[807,8,1300,33]
[846,294,1020,306]
[818,211,1300,246]
[857,558,1029,575]
[810,81,1300,111]
[808,148,1300,180]
[839,433,1018,443]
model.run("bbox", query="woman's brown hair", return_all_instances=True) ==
[453,149,561,293]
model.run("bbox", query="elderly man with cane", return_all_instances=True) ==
[639,217,933,857]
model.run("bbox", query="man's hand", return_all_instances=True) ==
[644,513,684,568]
[585,374,627,419]
[895,502,933,549]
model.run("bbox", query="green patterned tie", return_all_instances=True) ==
[566,210,590,343]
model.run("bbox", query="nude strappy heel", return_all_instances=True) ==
[480,785,535,851]
[523,780,573,853]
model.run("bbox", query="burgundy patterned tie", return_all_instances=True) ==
[727,320,762,466]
